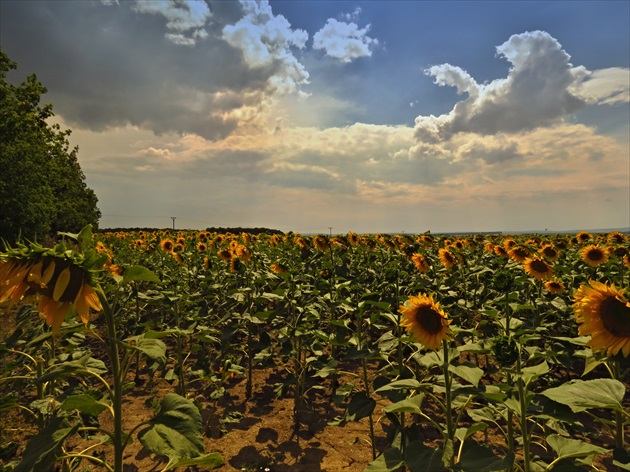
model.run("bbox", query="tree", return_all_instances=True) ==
[0,49,101,243]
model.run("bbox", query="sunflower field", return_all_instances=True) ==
[1,226,629,472]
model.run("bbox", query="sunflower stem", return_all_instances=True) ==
[612,360,625,449]
[442,340,454,448]
[98,289,124,472]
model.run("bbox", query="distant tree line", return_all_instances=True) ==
[0,50,101,244]
[99,227,284,236]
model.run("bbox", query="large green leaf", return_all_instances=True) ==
[61,394,109,416]
[35,354,107,384]
[13,417,79,472]
[330,391,376,426]
[449,364,484,388]
[456,443,514,471]
[163,452,224,471]
[541,379,626,413]
[365,447,404,472]
[122,265,162,285]
[138,393,205,468]
[383,394,425,415]
[123,335,167,363]
[546,434,609,462]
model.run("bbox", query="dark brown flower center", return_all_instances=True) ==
[416,305,443,335]
[530,259,550,273]
[587,249,604,261]
[599,297,630,337]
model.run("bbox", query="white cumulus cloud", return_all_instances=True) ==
[415,31,590,143]
[313,17,378,63]
[222,0,309,94]
[131,0,212,46]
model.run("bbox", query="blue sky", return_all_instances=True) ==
[1,0,628,234]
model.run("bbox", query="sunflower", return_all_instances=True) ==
[296,237,310,249]
[411,253,430,273]
[217,249,232,261]
[176,237,186,246]
[1,256,102,335]
[494,245,509,258]
[625,255,630,270]
[197,242,207,253]
[544,280,565,294]
[523,257,553,280]
[270,263,288,274]
[581,244,608,267]
[539,244,559,261]
[348,231,361,246]
[576,231,592,243]
[203,257,211,270]
[573,280,630,357]
[399,293,452,350]
[503,238,517,250]
[607,231,626,245]
[313,236,330,251]
[235,245,252,263]
[508,246,530,263]
[438,248,457,268]
[172,253,184,265]
[160,239,174,253]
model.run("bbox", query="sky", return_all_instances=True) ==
[1,0,629,234]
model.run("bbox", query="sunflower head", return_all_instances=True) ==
[160,239,174,253]
[573,280,630,358]
[411,253,430,273]
[581,244,608,267]
[1,231,104,335]
[438,248,457,269]
[576,231,592,243]
[508,246,530,263]
[544,280,565,294]
[523,257,553,280]
[399,293,452,350]
[539,245,559,261]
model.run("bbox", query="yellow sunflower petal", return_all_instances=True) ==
[52,267,71,302]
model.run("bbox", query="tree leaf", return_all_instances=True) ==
[540,379,625,413]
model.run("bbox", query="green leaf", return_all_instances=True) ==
[365,447,404,472]
[449,364,484,388]
[122,265,162,285]
[454,423,488,443]
[163,452,224,471]
[35,355,107,384]
[520,361,549,386]
[138,393,205,468]
[383,394,425,415]
[61,394,109,416]
[375,379,423,393]
[457,443,514,471]
[124,336,167,363]
[541,379,625,413]
[331,391,376,425]
[404,441,444,471]
[546,434,609,461]
[13,417,79,472]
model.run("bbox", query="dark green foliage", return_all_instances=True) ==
[0,49,100,244]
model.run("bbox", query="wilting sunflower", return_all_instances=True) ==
[411,253,430,273]
[203,257,211,270]
[235,244,251,263]
[438,248,457,269]
[348,231,361,246]
[172,253,184,265]
[573,280,630,357]
[313,235,330,251]
[544,280,565,294]
[399,293,452,350]
[523,257,553,280]
[581,244,608,267]
[296,237,310,249]
[1,251,102,335]
[508,246,530,263]
[160,239,174,253]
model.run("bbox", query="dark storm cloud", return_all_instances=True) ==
[0,1,288,140]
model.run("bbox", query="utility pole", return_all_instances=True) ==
[171,217,176,229]
[328,226,333,237]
